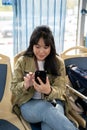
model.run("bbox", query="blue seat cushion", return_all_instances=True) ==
[0,64,7,101]
[0,119,19,130]
[65,57,87,70]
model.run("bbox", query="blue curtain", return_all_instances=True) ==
[12,0,66,55]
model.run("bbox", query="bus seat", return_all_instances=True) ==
[0,54,30,130]
[60,46,87,130]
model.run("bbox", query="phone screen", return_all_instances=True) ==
[35,70,47,84]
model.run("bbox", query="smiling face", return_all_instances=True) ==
[33,38,51,61]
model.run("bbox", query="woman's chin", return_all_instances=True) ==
[37,57,45,61]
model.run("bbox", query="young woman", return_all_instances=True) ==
[11,25,78,130]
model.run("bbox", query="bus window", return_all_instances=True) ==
[0,2,13,66]
[64,0,79,50]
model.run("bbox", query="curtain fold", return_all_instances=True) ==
[13,0,66,55]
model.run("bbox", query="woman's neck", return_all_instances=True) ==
[37,60,44,70]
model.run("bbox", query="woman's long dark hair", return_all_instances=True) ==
[24,25,60,76]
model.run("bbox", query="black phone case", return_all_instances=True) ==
[35,70,46,84]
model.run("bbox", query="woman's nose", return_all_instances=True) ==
[39,48,44,53]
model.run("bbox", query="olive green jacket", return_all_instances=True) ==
[11,55,66,106]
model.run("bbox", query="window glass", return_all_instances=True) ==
[84,4,87,38]
[64,0,79,50]
[0,1,13,64]
[84,5,87,47]
[13,0,66,55]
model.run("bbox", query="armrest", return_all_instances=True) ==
[66,84,87,101]
[66,84,87,128]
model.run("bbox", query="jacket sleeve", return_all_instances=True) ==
[44,56,66,101]
[10,57,35,105]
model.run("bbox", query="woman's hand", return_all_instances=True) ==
[24,72,34,89]
[33,76,52,95]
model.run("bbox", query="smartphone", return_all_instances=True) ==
[35,70,47,84]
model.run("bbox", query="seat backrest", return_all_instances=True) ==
[14,50,25,66]
[60,46,87,128]
[60,46,87,86]
[60,46,87,70]
[0,54,31,130]
[0,54,12,104]
[64,57,87,70]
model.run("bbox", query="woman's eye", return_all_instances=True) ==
[44,46,49,49]
[35,45,40,48]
